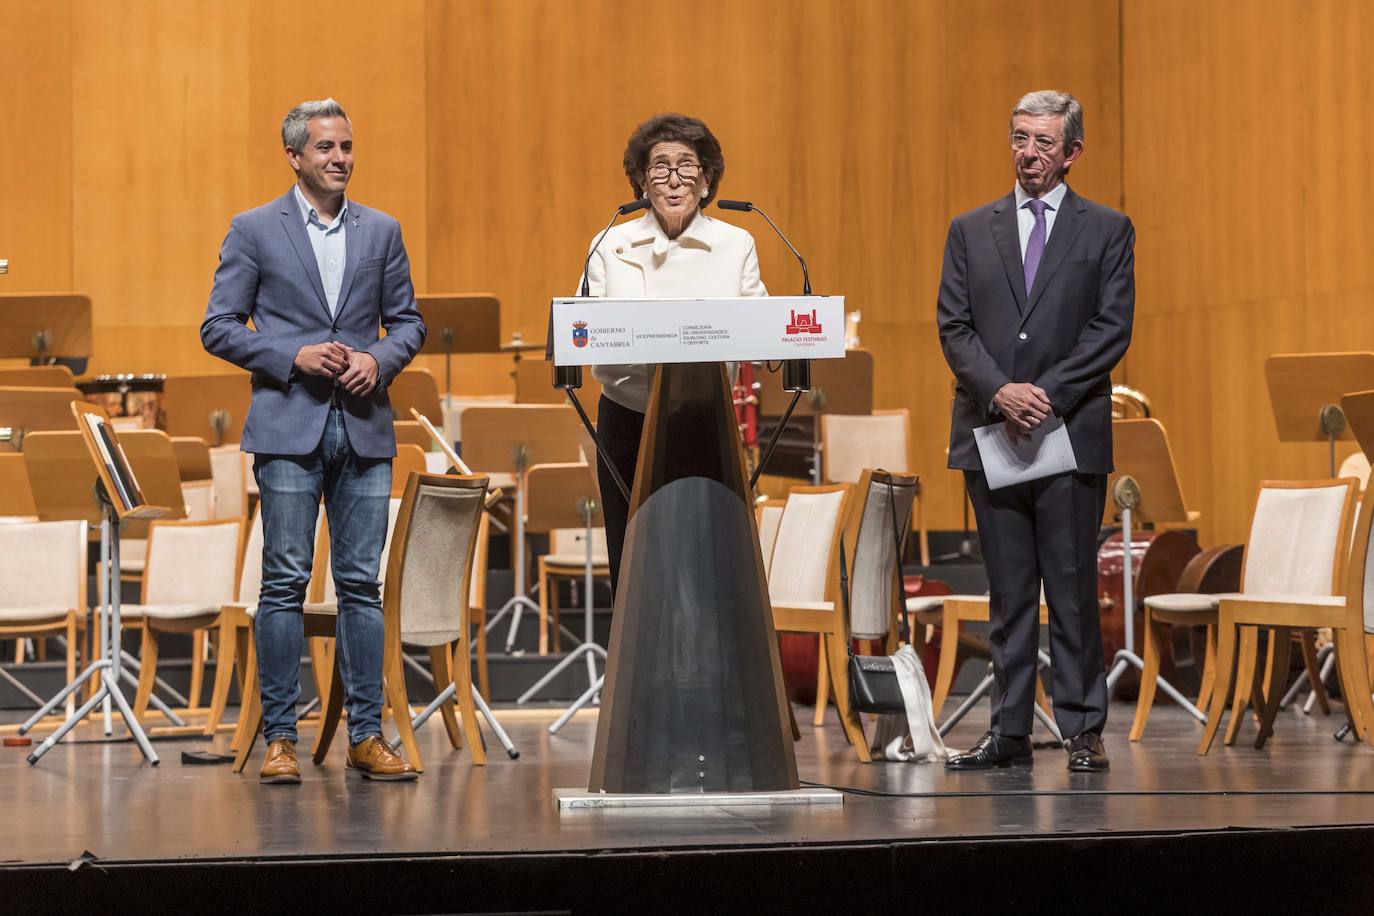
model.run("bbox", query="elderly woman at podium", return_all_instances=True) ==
[583,112,766,592]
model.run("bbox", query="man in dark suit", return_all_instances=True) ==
[202,98,426,784]
[936,90,1134,772]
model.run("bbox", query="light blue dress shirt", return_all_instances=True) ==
[293,184,348,316]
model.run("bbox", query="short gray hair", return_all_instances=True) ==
[281,98,351,152]
[1011,90,1083,150]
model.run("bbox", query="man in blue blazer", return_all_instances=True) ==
[937,90,1134,773]
[202,98,426,783]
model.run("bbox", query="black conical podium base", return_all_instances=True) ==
[588,362,799,794]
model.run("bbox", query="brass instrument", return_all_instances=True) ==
[1111,384,1152,419]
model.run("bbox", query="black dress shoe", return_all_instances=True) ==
[1066,732,1109,772]
[945,731,1033,770]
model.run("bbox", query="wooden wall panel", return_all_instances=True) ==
[70,0,250,377]
[0,0,73,368]
[1122,0,1371,543]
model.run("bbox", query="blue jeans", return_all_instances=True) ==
[253,406,391,746]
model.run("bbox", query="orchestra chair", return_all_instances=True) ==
[765,483,861,752]
[0,520,87,716]
[224,505,329,751]
[0,366,75,388]
[526,462,608,655]
[515,359,601,421]
[926,594,1053,722]
[1197,479,1371,754]
[1125,545,1244,741]
[469,510,492,699]
[203,506,263,736]
[112,431,191,592]
[209,445,250,520]
[352,472,491,766]
[394,421,432,451]
[0,453,38,520]
[162,373,250,447]
[808,471,920,739]
[1340,450,1371,492]
[758,502,785,572]
[171,436,216,521]
[393,444,427,496]
[387,369,443,426]
[127,517,246,724]
[819,409,929,565]
[233,498,406,773]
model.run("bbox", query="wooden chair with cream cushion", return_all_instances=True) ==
[209,444,250,520]
[928,594,1053,720]
[1197,478,1371,754]
[820,409,928,565]
[223,504,329,751]
[233,498,406,773]
[0,520,88,714]
[128,517,246,724]
[758,503,784,573]
[321,472,492,767]
[526,461,608,655]
[807,471,919,740]
[469,510,492,699]
[392,444,428,496]
[768,483,854,749]
[539,527,609,655]
[388,369,443,427]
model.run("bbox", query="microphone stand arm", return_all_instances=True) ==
[750,389,804,490]
[564,388,631,504]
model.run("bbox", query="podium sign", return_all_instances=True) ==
[550,295,845,365]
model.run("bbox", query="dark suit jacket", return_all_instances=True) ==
[201,188,427,458]
[936,186,1134,473]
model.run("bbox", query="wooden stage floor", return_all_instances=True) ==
[3,700,1374,911]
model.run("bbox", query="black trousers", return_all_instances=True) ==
[595,394,645,596]
[965,469,1109,740]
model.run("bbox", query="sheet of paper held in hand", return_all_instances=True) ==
[973,414,1078,490]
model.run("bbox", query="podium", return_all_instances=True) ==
[551,295,843,797]
[1265,352,1374,475]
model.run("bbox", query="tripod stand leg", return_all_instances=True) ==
[19,659,110,734]
[105,671,159,764]
[470,685,518,758]
[549,675,603,735]
[27,683,110,765]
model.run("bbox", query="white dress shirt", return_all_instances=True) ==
[294,184,348,316]
[1013,180,1069,261]
[581,209,767,413]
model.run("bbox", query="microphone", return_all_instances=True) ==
[716,199,811,295]
[550,197,649,377]
[580,198,650,297]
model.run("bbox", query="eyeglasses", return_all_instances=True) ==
[1010,132,1061,153]
[646,162,702,183]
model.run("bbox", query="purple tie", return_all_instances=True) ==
[1023,198,1050,295]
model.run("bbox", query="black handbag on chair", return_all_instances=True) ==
[845,474,913,716]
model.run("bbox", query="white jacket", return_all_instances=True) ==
[581,209,767,412]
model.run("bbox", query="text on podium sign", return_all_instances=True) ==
[550,296,846,366]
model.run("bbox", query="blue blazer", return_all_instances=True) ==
[201,188,426,458]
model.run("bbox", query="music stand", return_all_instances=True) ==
[461,405,584,653]
[1266,352,1374,476]
[757,349,872,483]
[515,463,606,722]
[163,373,250,447]
[0,387,83,451]
[416,294,502,395]
[20,403,171,765]
[1102,419,1207,722]
[0,294,92,363]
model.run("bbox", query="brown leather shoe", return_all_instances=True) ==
[259,737,301,784]
[346,736,418,781]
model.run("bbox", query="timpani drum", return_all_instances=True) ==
[77,374,166,430]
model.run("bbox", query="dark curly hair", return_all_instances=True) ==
[623,112,725,205]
